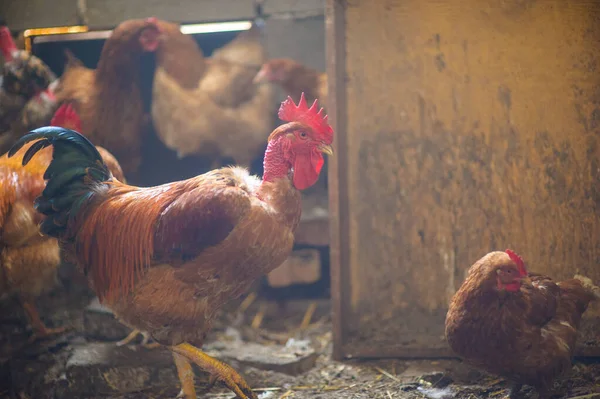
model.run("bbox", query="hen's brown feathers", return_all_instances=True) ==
[524,273,559,327]
[55,19,157,176]
[153,22,205,89]
[256,58,327,107]
[152,20,274,165]
[445,251,599,394]
[0,143,123,302]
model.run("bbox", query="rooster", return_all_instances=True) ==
[151,20,273,167]
[9,93,333,399]
[53,18,161,177]
[445,249,600,399]
[0,106,124,342]
[254,58,327,108]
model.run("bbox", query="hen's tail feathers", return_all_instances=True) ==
[63,49,83,68]
[7,126,111,238]
[574,275,600,300]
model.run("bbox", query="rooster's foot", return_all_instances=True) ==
[171,343,257,399]
[174,352,196,399]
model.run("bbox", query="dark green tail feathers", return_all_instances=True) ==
[8,126,112,238]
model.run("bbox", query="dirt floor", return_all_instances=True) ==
[0,271,599,399]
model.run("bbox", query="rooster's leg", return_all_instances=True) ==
[22,300,67,342]
[508,382,522,399]
[173,352,197,399]
[170,342,257,399]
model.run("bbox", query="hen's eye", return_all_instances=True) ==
[299,131,308,139]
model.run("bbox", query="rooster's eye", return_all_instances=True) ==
[299,131,308,139]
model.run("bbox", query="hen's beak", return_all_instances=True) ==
[318,143,334,156]
[520,276,532,286]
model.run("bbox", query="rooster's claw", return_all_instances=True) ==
[203,360,257,399]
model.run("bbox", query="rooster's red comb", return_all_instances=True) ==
[505,249,527,276]
[278,92,333,143]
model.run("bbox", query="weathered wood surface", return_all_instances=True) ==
[328,0,600,359]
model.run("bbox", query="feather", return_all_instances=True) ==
[8,127,111,241]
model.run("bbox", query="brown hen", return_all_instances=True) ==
[53,18,161,177]
[151,20,274,167]
[0,114,124,342]
[445,249,600,399]
[0,22,57,155]
[254,58,327,108]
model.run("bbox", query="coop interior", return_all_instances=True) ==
[0,1,599,398]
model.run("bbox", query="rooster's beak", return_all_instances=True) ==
[318,144,334,156]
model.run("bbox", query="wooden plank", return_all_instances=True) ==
[340,343,600,360]
[329,0,600,359]
[267,249,322,288]
[0,0,325,30]
[295,191,330,246]
[294,219,329,246]
[326,0,349,361]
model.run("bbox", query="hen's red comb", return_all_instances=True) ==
[51,103,82,132]
[505,249,527,276]
[278,92,333,143]
[0,26,17,61]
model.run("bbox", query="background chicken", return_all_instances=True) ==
[254,58,327,107]
[10,92,333,399]
[0,107,124,343]
[151,20,274,168]
[53,18,161,177]
[0,19,57,155]
[445,249,600,399]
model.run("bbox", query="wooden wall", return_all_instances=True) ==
[0,0,324,30]
[328,0,600,359]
